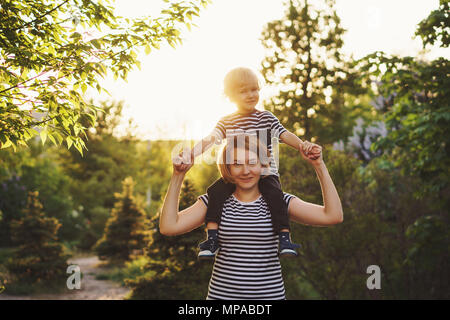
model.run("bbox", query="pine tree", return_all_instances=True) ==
[6,191,69,292]
[127,178,213,299]
[260,0,366,144]
[147,178,204,268]
[0,174,28,246]
[94,177,150,263]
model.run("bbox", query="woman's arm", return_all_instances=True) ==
[280,131,320,158]
[288,142,344,226]
[159,158,207,236]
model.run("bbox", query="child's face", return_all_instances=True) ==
[231,81,260,113]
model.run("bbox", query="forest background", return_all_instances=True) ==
[0,0,448,299]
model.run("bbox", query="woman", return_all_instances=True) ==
[160,138,343,300]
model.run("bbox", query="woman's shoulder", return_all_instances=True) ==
[198,194,209,206]
[282,192,296,206]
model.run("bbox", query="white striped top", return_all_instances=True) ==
[199,192,296,300]
[211,109,287,176]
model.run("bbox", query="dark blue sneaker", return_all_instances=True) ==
[279,232,301,258]
[198,231,219,260]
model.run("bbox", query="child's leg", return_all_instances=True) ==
[205,178,235,228]
[259,175,300,257]
[206,222,219,230]
[199,179,235,259]
[258,175,290,234]
[204,222,219,242]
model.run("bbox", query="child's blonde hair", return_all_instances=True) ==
[223,67,262,100]
[218,135,270,184]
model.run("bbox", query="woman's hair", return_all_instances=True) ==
[218,135,271,184]
[223,67,262,100]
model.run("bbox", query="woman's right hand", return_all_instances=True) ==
[172,149,194,175]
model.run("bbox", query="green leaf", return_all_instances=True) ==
[53,131,64,145]
[74,124,81,136]
[74,141,83,156]
[48,46,56,56]
[47,132,57,146]
[91,39,101,49]
[1,138,12,149]
[66,136,73,149]
[40,129,48,145]
[145,44,151,55]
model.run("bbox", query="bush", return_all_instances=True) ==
[5,191,70,294]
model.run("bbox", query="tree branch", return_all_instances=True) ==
[8,0,71,32]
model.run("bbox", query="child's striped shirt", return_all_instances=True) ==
[210,109,287,176]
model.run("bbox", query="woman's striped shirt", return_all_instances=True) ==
[199,192,295,300]
[210,109,287,176]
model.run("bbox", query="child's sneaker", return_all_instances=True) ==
[278,232,301,258]
[198,230,219,260]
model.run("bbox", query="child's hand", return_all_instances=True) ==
[299,141,323,166]
[172,148,194,175]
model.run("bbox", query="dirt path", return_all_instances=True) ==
[0,256,131,300]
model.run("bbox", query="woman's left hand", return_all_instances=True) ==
[299,141,323,167]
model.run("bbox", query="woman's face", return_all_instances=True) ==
[228,148,262,190]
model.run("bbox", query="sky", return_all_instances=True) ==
[86,0,447,141]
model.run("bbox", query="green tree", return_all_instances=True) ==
[0,0,210,155]
[352,2,450,299]
[355,0,449,204]
[416,0,449,48]
[279,145,447,299]
[127,178,213,299]
[146,140,180,215]
[55,100,146,249]
[94,176,150,263]
[0,174,28,246]
[6,191,70,294]
[20,155,79,242]
[260,0,369,144]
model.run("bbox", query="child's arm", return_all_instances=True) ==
[280,130,320,157]
[280,130,303,152]
[191,135,216,159]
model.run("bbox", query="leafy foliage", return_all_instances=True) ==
[260,0,369,144]
[355,1,450,203]
[279,145,449,299]
[356,53,450,199]
[0,138,83,246]
[0,0,210,154]
[127,178,213,299]
[0,174,28,246]
[0,0,448,300]
[54,100,150,249]
[416,0,449,48]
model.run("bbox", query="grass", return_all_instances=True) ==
[95,255,156,285]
